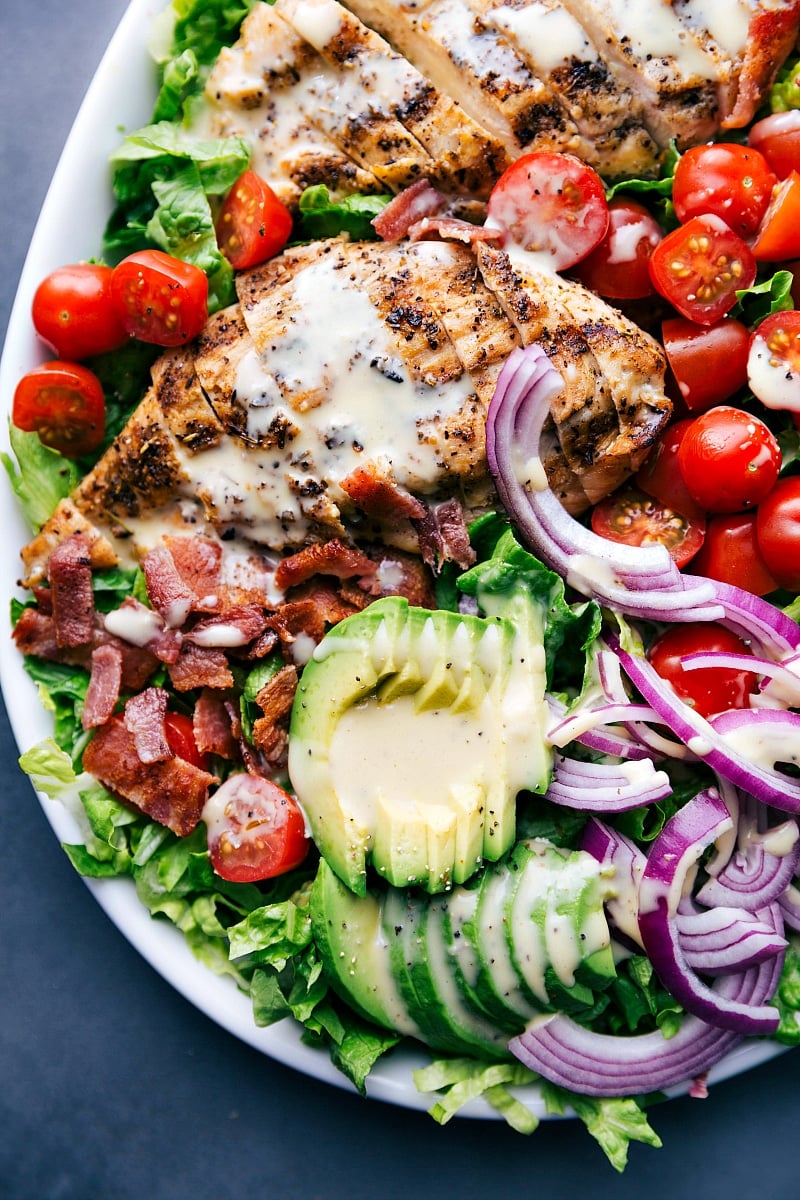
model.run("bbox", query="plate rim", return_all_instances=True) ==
[0,0,788,1122]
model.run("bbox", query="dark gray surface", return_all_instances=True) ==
[1,3,798,1197]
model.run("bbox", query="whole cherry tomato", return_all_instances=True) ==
[571,198,662,299]
[32,263,128,360]
[648,623,756,718]
[677,406,781,513]
[672,143,777,238]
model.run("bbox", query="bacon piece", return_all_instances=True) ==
[103,597,183,664]
[124,686,171,764]
[82,644,123,730]
[414,498,476,572]
[408,217,503,245]
[48,533,95,648]
[371,179,449,242]
[339,464,426,521]
[252,664,299,766]
[13,607,159,691]
[274,538,378,590]
[168,642,235,692]
[342,547,437,608]
[193,689,240,760]
[83,717,216,836]
[185,604,269,648]
[164,535,223,611]
[722,4,800,129]
[142,545,196,628]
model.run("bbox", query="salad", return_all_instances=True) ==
[5,0,800,1173]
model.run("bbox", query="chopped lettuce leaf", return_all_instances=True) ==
[732,269,794,326]
[2,424,78,529]
[239,654,285,743]
[85,339,160,453]
[296,185,391,241]
[541,1083,662,1171]
[414,1058,540,1133]
[21,659,90,754]
[774,934,800,1044]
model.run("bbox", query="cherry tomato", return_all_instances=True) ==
[672,143,777,239]
[677,406,782,513]
[203,773,310,883]
[12,360,105,458]
[750,171,800,262]
[748,110,800,180]
[164,711,210,772]
[590,485,705,568]
[755,476,800,590]
[661,317,750,413]
[648,214,756,325]
[110,249,208,347]
[571,198,662,299]
[486,151,609,270]
[648,624,756,719]
[31,263,128,361]
[635,418,705,519]
[747,310,800,412]
[216,170,293,270]
[690,511,779,596]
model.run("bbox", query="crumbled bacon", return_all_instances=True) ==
[274,538,378,590]
[408,216,504,245]
[371,178,449,242]
[168,642,235,692]
[164,535,222,611]
[123,686,171,764]
[82,644,123,730]
[414,498,476,572]
[252,663,299,766]
[83,716,216,836]
[48,533,95,648]
[723,3,800,128]
[341,547,437,608]
[193,689,240,760]
[339,465,426,521]
[142,545,196,628]
[13,607,159,691]
[104,597,183,664]
[185,604,269,648]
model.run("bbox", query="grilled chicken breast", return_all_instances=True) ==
[192,0,799,208]
[21,239,671,585]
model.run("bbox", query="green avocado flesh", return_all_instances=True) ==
[288,596,552,895]
[310,844,616,1059]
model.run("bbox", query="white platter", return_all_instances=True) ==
[0,0,786,1122]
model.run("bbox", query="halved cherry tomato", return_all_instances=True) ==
[110,249,208,346]
[164,711,210,772]
[747,310,800,411]
[635,418,705,519]
[661,317,750,412]
[216,170,293,270]
[648,214,756,325]
[648,623,756,718]
[12,360,105,457]
[571,198,662,299]
[32,263,128,361]
[203,773,310,883]
[755,476,800,590]
[751,171,800,262]
[590,485,705,568]
[486,151,609,270]
[672,143,777,239]
[749,110,800,180]
[690,511,779,596]
[677,406,782,513]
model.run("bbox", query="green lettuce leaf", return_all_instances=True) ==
[770,55,800,112]
[296,185,391,241]
[413,1058,540,1134]
[731,269,795,326]
[774,934,800,1044]
[1,424,78,529]
[541,1083,662,1172]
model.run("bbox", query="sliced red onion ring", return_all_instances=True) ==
[509,950,783,1097]
[693,578,800,658]
[548,754,672,811]
[611,637,800,813]
[580,818,645,946]
[696,823,800,910]
[779,882,800,931]
[678,904,787,974]
[638,789,780,1034]
[485,345,722,621]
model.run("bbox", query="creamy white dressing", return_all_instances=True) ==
[574,0,719,81]
[675,0,753,60]
[747,326,800,412]
[284,0,346,49]
[489,0,597,72]
[103,602,166,647]
[474,867,535,1010]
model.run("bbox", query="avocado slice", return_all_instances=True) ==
[288,596,552,895]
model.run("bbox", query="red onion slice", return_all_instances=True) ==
[548,754,672,811]
[678,904,787,973]
[697,826,800,910]
[638,789,780,1033]
[509,951,783,1097]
